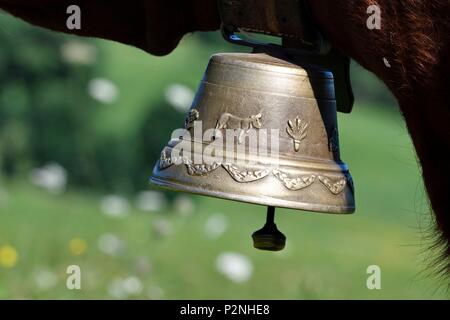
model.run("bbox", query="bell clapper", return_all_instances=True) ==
[252,206,286,251]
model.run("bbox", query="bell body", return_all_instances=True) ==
[151,53,355,214]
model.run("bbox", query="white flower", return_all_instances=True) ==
[88,78,119,104]
[108,278,128,299]
[164,84,195,112]
[108,276,143,298]
[204,213,228,239]
[33,269,58,291]
[148,285,165,300]
[29,163,67,194]
[173,195,195,217]
[100,195,130,218]
[135,191,167,212]
[60,41,97,65]
[216,252,253,284]
[97,233,124,256]
[122,277,143,296]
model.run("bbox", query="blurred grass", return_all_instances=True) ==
[92,35,236,138]
[0,33,448,299]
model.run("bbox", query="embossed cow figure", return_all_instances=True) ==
[215,112,263,144]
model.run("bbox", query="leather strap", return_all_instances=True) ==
[217,0,354,114]
[218,0,313,42]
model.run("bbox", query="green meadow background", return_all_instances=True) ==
[0,13,448,299]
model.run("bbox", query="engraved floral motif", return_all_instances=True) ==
[222,163,269,182]
[272,169,316,190]
[286,117,308,152]
[318,176,347,195]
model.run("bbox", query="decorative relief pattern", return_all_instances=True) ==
[158,147,174,170]
[215,112,263,144]
[272,169,316,191]
[158,148,349,195]
[318,176,347,195]
[158,148,219,176]
[286,117,308,152]
[185,160,220,176]
[222,163,269,182]
[184,109,200,129]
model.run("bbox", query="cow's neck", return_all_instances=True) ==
[397,81,450,269]
[307,0,450,274]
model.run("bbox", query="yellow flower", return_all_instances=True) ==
[0,245,18,268]
[69,238,87,256]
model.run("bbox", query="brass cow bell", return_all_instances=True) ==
[150,52,355,250]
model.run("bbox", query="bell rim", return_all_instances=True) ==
[150,175,355,215]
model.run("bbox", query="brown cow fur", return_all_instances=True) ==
[0,0,220,55]
[308,0,450,279]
